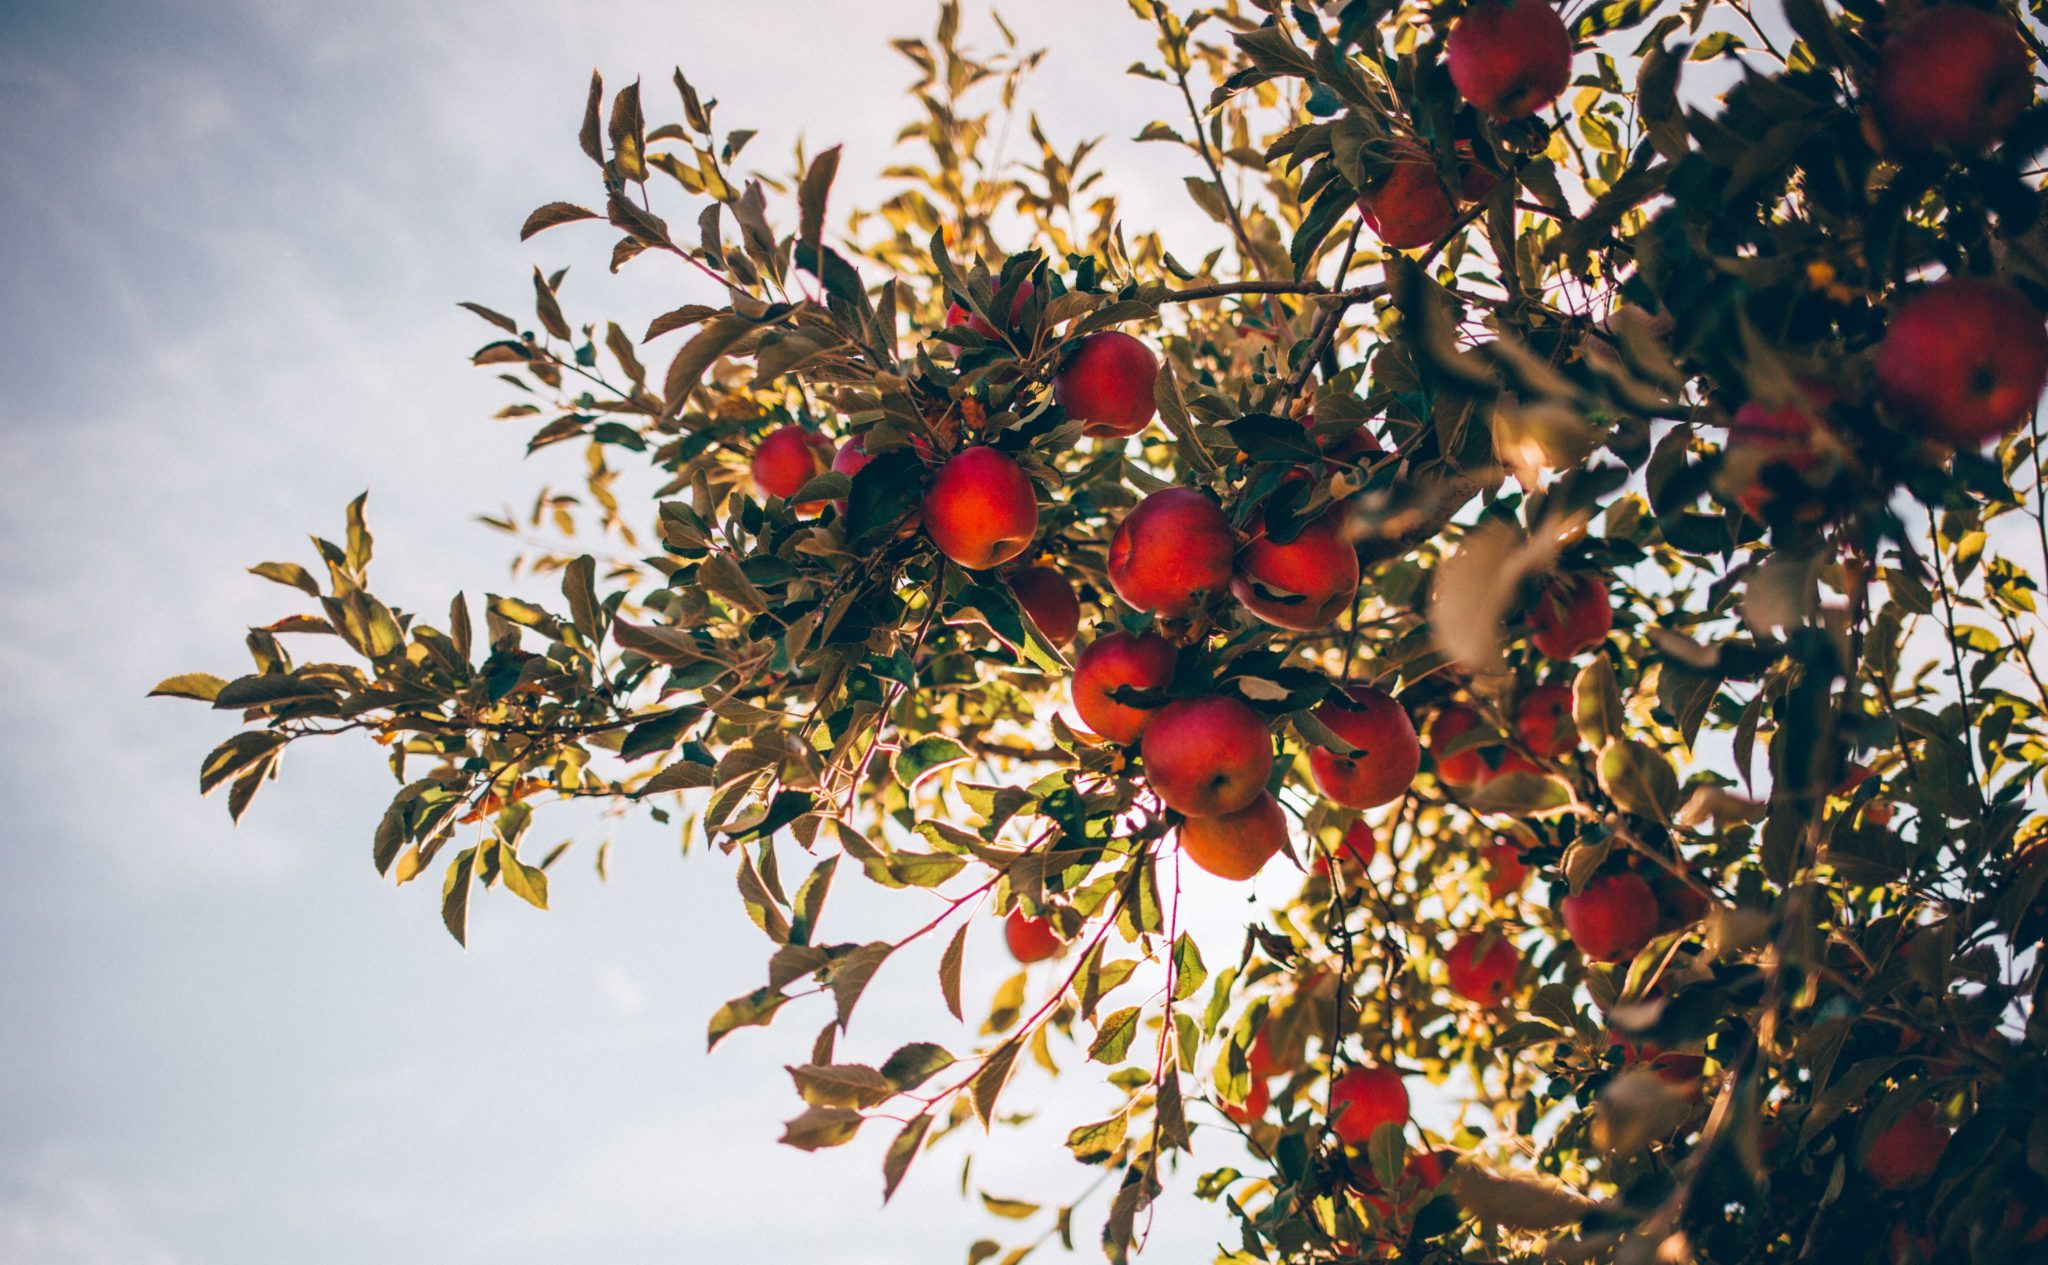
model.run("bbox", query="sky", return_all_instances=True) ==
[0,2,1313,1262]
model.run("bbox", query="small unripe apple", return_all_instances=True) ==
[945,279,1035,338]
[1514,684,1577,758]
[1315,820,1378,879]
[922,446,1039,570]
[1143,695,1275,817]
[1445,931,1520,1006]
[1447,0,1574,119]
[1054,331,1159,438]
[1308,686,1422,809]
[1232,511,1361,631]
[1560,871,1659,962]
[1009,565,1080,647]
[1071,631,1177,744]
[1431,704,1493,787]
[1108,487,1236,618]
[1863,1100,1949,1190]
[1529,573,1614,660]
[1330,1064,1410,1146]
[1223,1074,1270,1126]
[1004,908,1064,963]
[1179,791,1289,880]
[1875,276,2048,447]
[1357,160,1456,250]
[1481,838,1530,899]
[751,424,832,499]
[1875,7,2032,151]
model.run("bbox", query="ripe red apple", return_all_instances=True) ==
[1315,820,1378,879]
[1863,1100,1950,1190]
[1004,908,1064,963]
[1223,1074,1270,1126]
[1308,686,1422,809]
[751,424,832,499]
[1482,838,1530,899]
[1727,382,1837,518]
[1447,0,1575,119]
[946,279,1035,338]
[1232,511,1361,631]
[1876,276,2048,447]
[1331,1064,1410,1146]
[1650,869,1711,932]
[1357,159,1456,251]
[1431,704,1493,787]
[1009,565,1080,647]
[1108,487,1236,618]
[1144,696,1275,817]
[830,433,871,479]
[1054,331,1159,438]
[1445,931,1520,1006]
[1071,631,1177,744]
[1876,7,2032,151]
[1608,1031,1706,1096]
[922,446,1039,570]
[1560,872,1659,962]
[1529,573,1614,660]
[1179,791,1289,880]
[1514,684,1578,758]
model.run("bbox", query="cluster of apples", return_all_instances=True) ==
[1348,0,1574,251]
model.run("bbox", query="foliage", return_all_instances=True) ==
[159,1,2048,1261]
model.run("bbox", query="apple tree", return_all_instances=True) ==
[157,0,2048,1261]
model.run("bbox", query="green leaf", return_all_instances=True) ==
[892,737,970,791]
[1089,1006,1143,1064]
[198,731,289,795]
[249,561,320,596]
[441,845,478,947]
[212,673,337,710]
[496,842,549,910]
[149,673,227,702]
[980,1193,1040,1220]
[708,986,790,1049]
[779,1104,864,1151]
[562,554,601,642]
[881,1041,956,1091]
[939,922,968,1021]
[845,449,928,549]
[1171,934,1207,1001]
[1067,1112,1128,1164]
[883,1112,933,1202]
[798,145,841,269]
[621,709,693,761]
[830,940,893,1030]
[971,1039,1021,1126]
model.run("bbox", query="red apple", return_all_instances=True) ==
[1350,1147,1455,1220]
[1316,820,1378,878]
[923,446,1040,569]
[751,424,831,499]
[1445,931,1520,1006]
[1331,1064,1410,1146]
[1223,1074,1271,1126]
[1447,0,1575,119]
[1143,695,1275,817]
[1071,631,1177,745]
[1108,487,1236,618]
[1863,1100,1950,1191]
[1004,908,1064,963]
[1560,872,1659,962]
[1054,331,1159,438]
[1876,276,2048,447]
[1529,573,1614,660]
[1431,704,1493,787]
[830,433,872,480]
[1876,7,2032,151]
[1608,1031,1707,1096]
[1179,791,1289,880]
[1009,565,1080,647]
[946,279,1035,338]
[1482,838,1530,899]
[1728,382,1837,518]
[1232,511,1361,631]
[1308,686,1422,809]
[1357,159,1456,250]
[1514,683,1577,758]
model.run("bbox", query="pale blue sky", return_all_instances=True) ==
[0,3,1317,1262]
